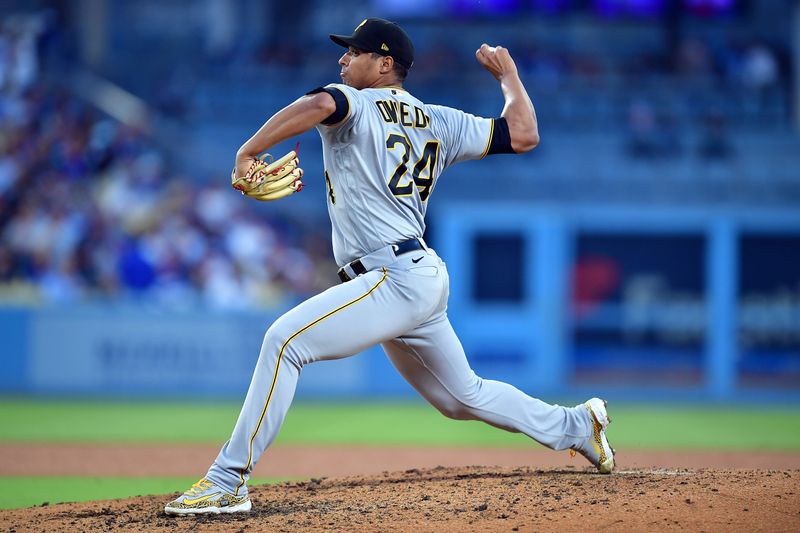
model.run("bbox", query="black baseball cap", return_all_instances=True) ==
[330,18,414,69]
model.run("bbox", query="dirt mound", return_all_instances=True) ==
[2,466,798,532]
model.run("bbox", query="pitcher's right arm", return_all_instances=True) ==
[475,44,539,153]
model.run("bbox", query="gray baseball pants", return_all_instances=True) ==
[206,246,593,496]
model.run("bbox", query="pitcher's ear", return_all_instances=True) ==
[381,55,395,74]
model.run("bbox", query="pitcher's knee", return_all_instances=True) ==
[434,399,477,421]
[260,323,305,368]
[435,380,486,421]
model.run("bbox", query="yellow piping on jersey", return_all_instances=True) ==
[235,268,389,494]
[480,118,495,159]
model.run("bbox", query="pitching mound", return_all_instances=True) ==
[2,466,798,532]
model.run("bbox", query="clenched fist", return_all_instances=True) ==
[475,44,519,81]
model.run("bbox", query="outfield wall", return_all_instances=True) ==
[1,205,798,401]
[434,204,800,401]
[0,306,411,398]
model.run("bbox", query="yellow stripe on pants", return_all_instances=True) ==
[236,268,389,494]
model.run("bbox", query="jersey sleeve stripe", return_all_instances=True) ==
[235,268,389,495]
[337,88,353,125]
[307,86,351,126]
[486,117,515,155]
[479,118,495,159]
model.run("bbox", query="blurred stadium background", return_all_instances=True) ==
[1,0,799,405]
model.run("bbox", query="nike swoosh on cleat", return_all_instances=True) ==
[411,256,424,263]
[183,492,221,505]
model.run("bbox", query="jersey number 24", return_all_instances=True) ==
[385,133,440,202]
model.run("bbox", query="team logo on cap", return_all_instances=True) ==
[381,43,389,51]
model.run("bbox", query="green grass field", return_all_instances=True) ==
[1,399,799,510]
[0,476,281,511]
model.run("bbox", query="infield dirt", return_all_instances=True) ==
[1,466,799,532]
[1,446,799,532]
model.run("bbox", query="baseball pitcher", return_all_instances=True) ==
[166,18,614,515]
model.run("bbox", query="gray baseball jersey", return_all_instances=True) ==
[205,85,594,497]
[316,83,493,266]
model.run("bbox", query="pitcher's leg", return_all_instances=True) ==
[383,314,591,450]
[208,269,405,494]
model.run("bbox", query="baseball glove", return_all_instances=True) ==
[231,150,304,201]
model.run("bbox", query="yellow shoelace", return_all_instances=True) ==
[185,478,213,497]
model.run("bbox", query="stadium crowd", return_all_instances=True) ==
[0,6,792,309]
[0,19,335,309]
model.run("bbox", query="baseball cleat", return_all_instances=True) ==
[570,398,615,474]
[164,478,251,515]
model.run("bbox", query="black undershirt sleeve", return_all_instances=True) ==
[486,117,516,155]
[306,86,349,125]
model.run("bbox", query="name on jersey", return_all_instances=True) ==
[374,100,431,129]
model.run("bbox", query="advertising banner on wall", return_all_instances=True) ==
[25,308,376,397]
[571,233,707,385]
[738,234,800,388]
